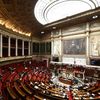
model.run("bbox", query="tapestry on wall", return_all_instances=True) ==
[63,38,86,55]
[90,35,100,56]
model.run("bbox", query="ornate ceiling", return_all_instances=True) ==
[35,0,100,25]
[0,0,100,38]
[0,0,43,37]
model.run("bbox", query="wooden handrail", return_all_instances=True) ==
[21,82,32,94]
[87,86,96,91]
[14,82,26,97]
[92,87,100,93]
[7,86,17,99]
[25,81,35,91]
[34,95,43,100]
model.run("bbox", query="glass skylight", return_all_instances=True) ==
[34,0,100,25]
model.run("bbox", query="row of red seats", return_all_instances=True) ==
[0,60,51,99]
[50,63,100,78]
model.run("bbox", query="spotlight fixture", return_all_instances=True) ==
[92,15,98,19]
[52,26,56,29]
[41,31,44,34]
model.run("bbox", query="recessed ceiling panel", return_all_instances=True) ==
[34,0,100,25]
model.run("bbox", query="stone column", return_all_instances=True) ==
[28,41,30,56]
[86,22,90,64]
[16,39,18,56]
[22,40,24,56]
[8,36,11,57]
[0,34,2,57]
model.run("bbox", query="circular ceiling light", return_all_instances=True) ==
[34,0,100,25]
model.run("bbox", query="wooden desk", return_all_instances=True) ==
[34,95,44,100]
[14,82,26,97]
[87,86,96,91]
[92,87,100,93]
[21,82,32,94]
[59,77,72,85]
[7,86,18,99]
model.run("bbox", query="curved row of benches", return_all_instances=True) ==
[0,60,51,100]
[0,61,100,100]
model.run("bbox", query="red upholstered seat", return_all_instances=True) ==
[0,80,2,95]
[67,91,73,100]
[7,72,17,82]
[2,72,10,82]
